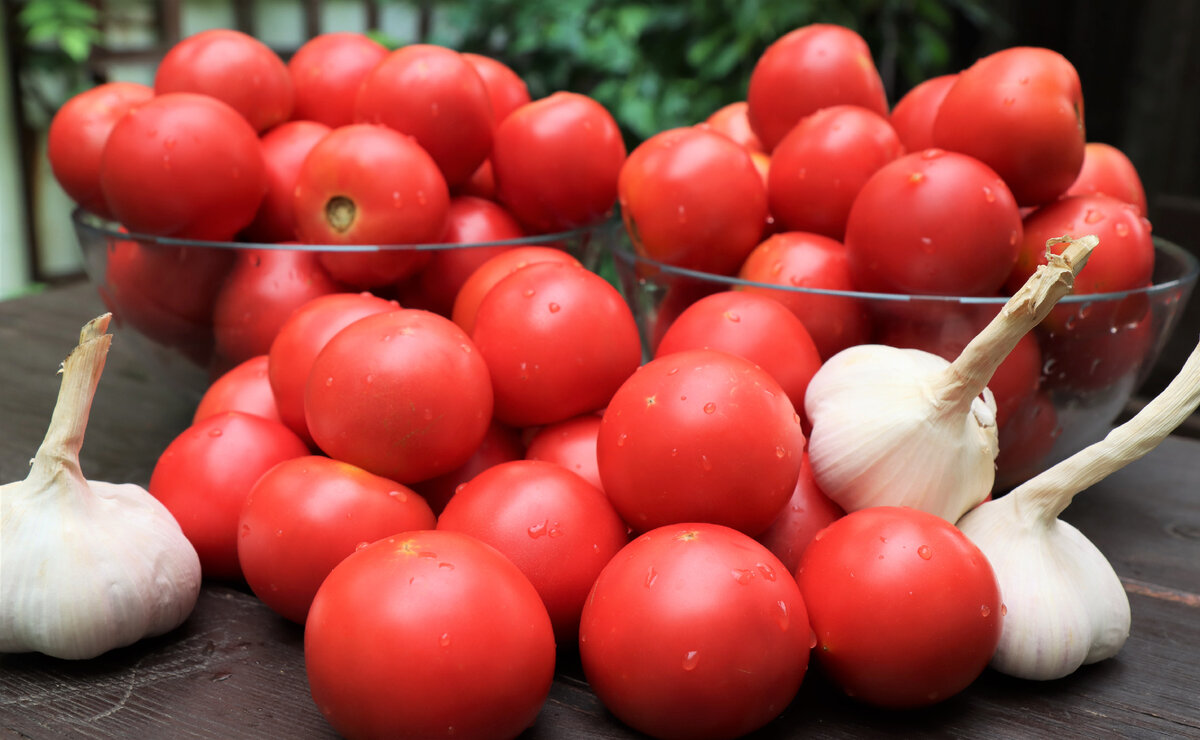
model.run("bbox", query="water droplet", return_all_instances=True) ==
[776,600,790,631]
[1000,603,1008,616]
[422,408,434,421]
[523,288,535,298]
[240,523,251,537]
[527,520,548,538]
[439,633,451,647]
[682,650,700,671]
[700,455,713,472]
[981,604,992,617]
[703,402,716,414]
[1084,208,1105,224]
[917,545,932,560]
[919,236,934,254]
[355,541,370,551]
[809,631,818,649]
[770,261,783,276]
[616,432,628,447]
[364,374,374,384]
[677,205,687,224]
[756,562,777,581]
[775,446,786,459]
[548,302,561,313]
[908,171,925,185]
[666,367,679,376]
[1115,221,1129,237]
[438,562,454,570]
[325,376,334,387]
[389,490,408,502]
[723,311,740,323]
[548,524,563,537]
[208,428,223,437]
[814,529,825,541]
[679,395,687,401]
[732,568,754,585]
[644,567,658,588]
[983,186,996,203]
[417,190,428,206]
[275,529,284,538]
[1002,96,1016,106]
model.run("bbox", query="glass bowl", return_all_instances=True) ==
[72,208,625,400]
[609,232,1199,492]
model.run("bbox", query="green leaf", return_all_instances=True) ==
[58,26,94,61]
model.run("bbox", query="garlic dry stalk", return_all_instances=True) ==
[0,313,201,660]
[805,235,1097,523]
[958,334,1200,681]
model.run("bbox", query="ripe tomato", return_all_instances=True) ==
[450,246,581,336]
[579,523,812,740]
[747,23,888,151]
[755,453,843,574]
[154,29,293,132]
[471,261,642,427]
[844,149,1023,296]
[47,81,154,219]
[933,46,1085,206]
[796,506,1002,709]
[149,411,309,580]
[492,91,626,233]
[304,309,493,484]
[305,530,556,740]
[411,420,526,515]
[462,52,531,123]
[238,455,436,624]
[767,104,904,240]
[193,355,282,425]
[437,460,629,641]
[355,44,493,187]
[524,414,604,491]
[292,124,449,287]
[241,120,332,243]
[736,231,871,360]
[597,349,804,536]
[994,391,1059,490]
[99,93,267,241]
[700,101,765,154]
[888,73,957,152]
[619,126,768,275]
[288,32,388,128]
[1063,142,1148,216]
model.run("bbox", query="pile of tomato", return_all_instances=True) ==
[49,20,1155,740]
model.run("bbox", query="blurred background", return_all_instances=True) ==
[2,0,1198,301]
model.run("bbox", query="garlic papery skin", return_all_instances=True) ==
[0,314,201,660]
[805,235,1097,523]
[958,334,1200,680]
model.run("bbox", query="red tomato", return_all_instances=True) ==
[355,44,493,187]
[411,420,526,515]
[654,290,822,423]
[193,355,282,425]
[579,523,812,740]
[767,104,904,240]
[736,231,871,360]
[450,246,581,336]
[1063,142,1148,216]
[288,32,388,128]
[700,101,765,154]
[888,73,957,152]
[844,149,1023,296]
[305,309,494,483]
[149,411,309,580]
[994,391,1060,490]
[238,455,435,624]
[267,292,399,446]
[597,349,804,536]
[47,81,154,219]
[462,52,531,123]
[755,453,843,574]
[437,460,629,641]
[293,124,449,287]
[471,261,642,427]
[211,248,341,367]
[305,530,556,740]
[241,120,332,243]
[796,506,1002,708]
[619,126,768,275]
[99,93,267,241]
[456,158,497,200]
[747,23,888,151]
[1039,300,1155,392]
[933,46,1085,207]
[154,29,293,132]
[524,414,603,491]
[492,91,626,233]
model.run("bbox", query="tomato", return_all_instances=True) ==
[292,124,449,287]
[355,44,493,187]
[267,292,399,446]
[47,82,154,219]
[1039,300,1155,392]
[457,158,497,200]
[238,455,435,624]
[736,231,871,360]
[933,46,1085,207]
[437,460,629,641]
[654,290,822,424]
[154,29,293,132]
[755,453,843,574]
[1062,142,1148,216]
[450,246,581,336]
[471,261,642,427]
[492,91,626,233]
[211,248,341,367]
[305,309,493,484]
[241,120,332,243]
[462,52,531,123]
[99,93,267,241]
[994,391,1060,490]
[288,32,389,128]
[767,104,904,240]
[411,420,526,515]
[844,149,1023,296]
[746,23,888,151]
[193,355,282,425]
[796,506,1002,709]
[619,126,768,275]
[149,411,309,580]
[700,101,765,154]
[305,530,556,740]
[579,523,812,740]
[888,73,957,152]
[524,414,604,491]
[597,349,804,536]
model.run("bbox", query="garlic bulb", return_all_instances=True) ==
[958,334,1200,680]
[0,314,202,660]
[805,235,1097,522]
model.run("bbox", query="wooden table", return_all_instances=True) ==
[2,282,1199,739]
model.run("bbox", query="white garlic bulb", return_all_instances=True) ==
[805,235,1097,522]
[0,314,202,660]
[959,335,1200,680]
